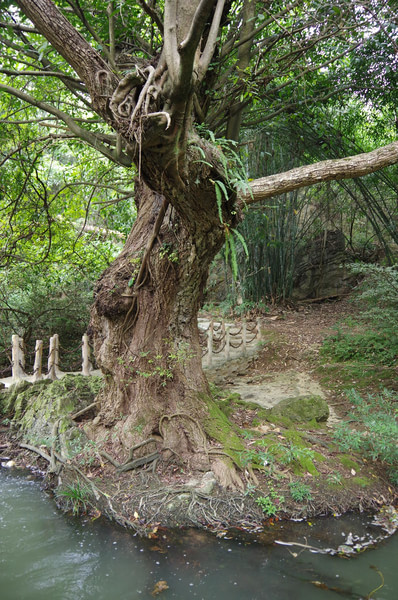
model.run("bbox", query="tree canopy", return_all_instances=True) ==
[1,1,397,199]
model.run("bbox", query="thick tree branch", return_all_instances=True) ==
[242,142,398,205]
[163,0,180,84]
[16,0,116,95]
[179,0,215,55]
[197,0,225,82]
[107,1,116,69]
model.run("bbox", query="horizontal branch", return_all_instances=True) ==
[242,141,398,204]
[0,20,39,33]
[0,67,82,83]
[0,83,133,167]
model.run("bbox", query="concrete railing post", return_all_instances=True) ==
[256,317,263,344]
[207,321,213,367]
[47,334,60,380]
[225,325,230,361]
[242,319,247,356]
[82,334,92,376]
[11,334,25,382]
[33,340,43,382]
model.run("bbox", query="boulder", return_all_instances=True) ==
[267,394,329,422]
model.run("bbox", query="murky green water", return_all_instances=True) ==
[0,469,397,600]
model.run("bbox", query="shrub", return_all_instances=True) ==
[320,263,398,366]
[289,481,313,502]
[333,389,398,483]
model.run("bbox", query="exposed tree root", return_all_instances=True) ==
[117,451,160,473]
[71,402,99,420]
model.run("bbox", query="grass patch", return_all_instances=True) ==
[351,476,371,488]
[333,389,398,485]
[339,455,361,472]
[317,362,397,394]
[202,395,245,468]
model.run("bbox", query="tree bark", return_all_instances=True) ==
[90,180,226,471]
[243,141,398,205]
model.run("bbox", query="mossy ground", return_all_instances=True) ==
[1,299,397,531]
[206,384,393,517]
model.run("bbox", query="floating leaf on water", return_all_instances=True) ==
[311,581,328,590]
[151,580,169,596]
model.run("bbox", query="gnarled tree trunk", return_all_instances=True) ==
[90,179,227,471]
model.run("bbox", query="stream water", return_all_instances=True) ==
[0,469,397,600]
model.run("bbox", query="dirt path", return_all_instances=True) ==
[206,300,352,425]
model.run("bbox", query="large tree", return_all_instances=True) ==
[1,0,398,482]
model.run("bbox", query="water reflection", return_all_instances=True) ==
[0,469,397,599]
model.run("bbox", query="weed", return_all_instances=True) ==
[326,472,343,486]
[333,389,398,483]
[279,443,316,466]
[320,263,398,367]
[255,485,285,517]
[244,483,257,497]
[255,495,278,517]
[239,445,275,471]
[289,481,312,502]
[56,480,91,515]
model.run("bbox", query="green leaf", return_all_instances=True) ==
[231,228,249,258]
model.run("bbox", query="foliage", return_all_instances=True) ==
[0,96,133,373]
[289,481,313,503]
[321,264,398,366]
[0,247,118,374]
[255,486,285,517]
[56,480,91,516]
[278,443,316,467]
[321,328,398,366]
[333,389,398,483]
[326,472,343,486]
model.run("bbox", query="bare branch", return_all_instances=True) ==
[137,0,164,33]
[64,0,113,64]
[0,20,39,33]
[220,0,303,58]
[0,83,133,167]
[0,67,82,84]
[241,142,398,205]
[163,0,180,84]
[197,0,225,82]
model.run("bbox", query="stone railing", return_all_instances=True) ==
[199,317,263,367]
[5,318,263,384]
[8,333,93,385]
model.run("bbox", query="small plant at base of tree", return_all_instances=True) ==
[289,481,312,502]
[56,481,91,516]
[279,443,316,466]
[255,485,285,517]
[326,472,343,486]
